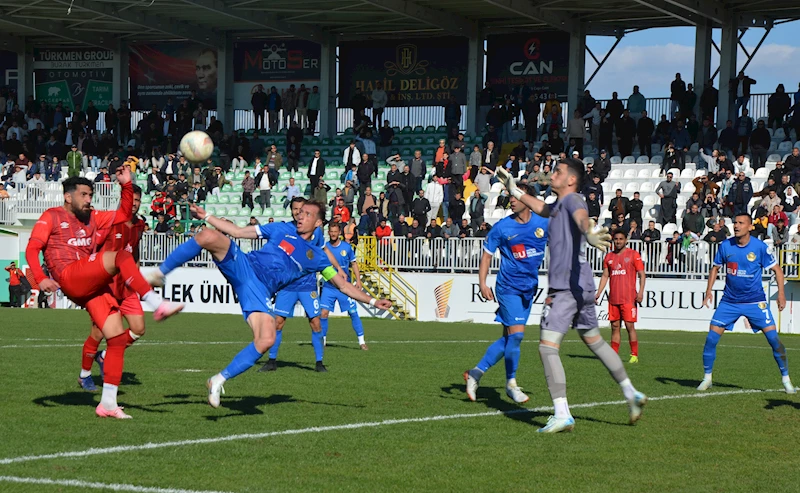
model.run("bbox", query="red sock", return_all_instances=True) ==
[82,336,101,371]
[630,340,639,356]
[103,333,128,386]
[610,341,620,354]
[125,329,138,347]
[114,250,152,299]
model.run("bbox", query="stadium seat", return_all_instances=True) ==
[636,156,649,164]
[640,182,654,193]
[694,169,707,177]
[219,195,231,204]
[490,208,505,219]
[622,156,636,164]
[610,156,622,164]
[623,169,637,178]
[779,141,792,152]
[767,153,781,164]
[608,169,623,179]
[637,169,651,178]
[662,223,677,237]
[401,126,413,134]
[651,168,662,178]
[667,168,680,176]
[754,168,769,179]
[774,128,786,140]
[625,182,638,192]
[583,157,594,165]
[611,182,624,193]
[643,195,657,206]
[651,156,663,166]
[601,182,611,193]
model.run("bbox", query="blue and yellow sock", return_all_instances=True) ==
[350,313,364,337]
[160,238,203,276]
[476,336,506,373]
[703,331,722,374]
[311,330,324,362]
[504,332,524,380]
[268,329,282,360]
[220,342,263,380]
[764,330,789,377]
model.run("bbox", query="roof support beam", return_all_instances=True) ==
[0,33,26,53]
[50,0,224,47]
[361,0,477,37]
[631,0,700,25]
[0,13,112,48]
[662,0,726,24]
[179,0,329,43]
[483,0,574,32]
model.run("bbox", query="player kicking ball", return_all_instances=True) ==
[699,213,796,394]
[26,171,183,419]
[320,222,369,350]
[147,201,392,408]
[79,183,148,391]
[259,197,332,373]
[596,231,646,363]
[496,163,647,433]
[464,184,548,404]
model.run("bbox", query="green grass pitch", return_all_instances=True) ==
[1,308,799,492]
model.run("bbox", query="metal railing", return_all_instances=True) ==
[4,181,121,216]
[0,198,16,225]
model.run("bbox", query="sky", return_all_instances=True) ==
[584,21,800,99]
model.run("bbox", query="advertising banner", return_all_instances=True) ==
[0,50,17,91]
[33,48,115,111]
[233,40,321,109]
[338,37,468,107]
[486,32,569,100]
[129,43,217,110]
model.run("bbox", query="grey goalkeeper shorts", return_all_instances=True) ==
[540,289,598,334]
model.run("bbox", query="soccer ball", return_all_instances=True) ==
[179,131,214,163]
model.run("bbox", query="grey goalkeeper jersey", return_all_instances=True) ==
[547,192,595,293]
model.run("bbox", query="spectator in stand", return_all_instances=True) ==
[441,217,460,239]
[332,196,350,224]
[93,165,111,183]
[628,219,642,240]
[342,180,356,212]
[251,84,267,131]
[749,120,770,170]
[726,171,753,215]
[608,188,629,218]
[582,174,604,206]
[606,92,624,121]
[375,219,392,241]
[583,102,602,147]
[670,73,686,118]
[768,84,792,131]
[680,83,697,121]
[386,161,405,221]
[151,190,176,220]
[616,110,636,157]
[637,110,655,159]
[468,190,485,230]
[773,218,789,247]
[281,85,297,129]
[544,106,563,139]
[703,221,727,244]
[714,120,736,158]
[611,212,630,235]
[481,141,499,172]
[767,204,788,236]
[752,209,769,240]
[357,186,378,228]
[566,110,586,158]
[522,93,540,142]
[189,181,207,203]
[628,85,646,125]
[478,82,495,130]
[371,82,388,126]
[671,119,691,157]
[307,149,325,189]
[394,215,409,238]
[412,189,432,228]
[407,218,424,239]
[682,204,704,235]
[628,191,644,226]
[656,172,681,225]
[241,170,255,211]
[425,218,441,241]
[782,186,798,226]
[699,79,718,122]
[586,191,601,221]
[474,222,491,238]
[761,189,783,215]
[342,140,361,170]
[731,70,757,115]
[697,117,718,157]
[378,120,394,162]
[444,96,462,134]
[66,144,82,177]
[5,261,23,307]
[448,191,465,223]
[701,193,721,221]
[307,86,320,135]
[410,149,427,193]
[266,86,281,133]
[281,177,300,208]
[686,192,703,212]
[735,109,754,156]
[693,174,719,199]
[458,219,472,238]
[147,166,162,194]
[44,156,61,182]
[449,146,467,195]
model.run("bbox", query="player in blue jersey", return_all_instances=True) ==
[320,222,369,350]
[464,184,549,404]
[699,213,795,393]
[259,197,332,373]
[146,200,392,408]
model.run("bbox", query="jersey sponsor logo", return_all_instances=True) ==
[278,239,295,256]
[60,222,69,229]
[76,229,87,238]
[511,244,541,260]
[746,252,756,262]
[726,262,737,276]
[67,237,92,247]
[611,269,627,276]
[115,233,123,239]
[758,302,767,309]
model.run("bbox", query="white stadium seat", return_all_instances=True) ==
[601,182,611,193]
[610,156,622,164]
[608,169,623,179]
[611,182,624,194]
[643,195,657,206]
[754,168,770,178]
[767,154,781,163]
[774,128,785,139]
[662,223,678,236]
[637,169,651,178]
[651,168,662,178]
[640,182,654,193]
[694,169,707,177]
[623,169,637,178]
[680,169,693,179]
[779,141,792,152]
[625,182,639,192]
[667,167,680,176]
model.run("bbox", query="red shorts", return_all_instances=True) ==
[119,292,144,317]
[608,303,638,323]
[59,255,118,328]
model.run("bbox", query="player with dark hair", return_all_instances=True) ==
[78,184,148,391]
[26,171,183,419]
[596,230,646,363]
[699,213,795,393]
[148,200,392,408]
[464,183,548,403]
[495,160,646,433]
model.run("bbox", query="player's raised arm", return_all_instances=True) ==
[494,167,550,218]
[191,204,259,239]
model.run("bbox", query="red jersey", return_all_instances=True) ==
[25,182,134,285]
[604,247,644,305]
[5,266,22,286]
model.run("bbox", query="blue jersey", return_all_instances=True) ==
[325,240,356,283]
[713,236,776,303]
[282,221,325,291]
[249,222,335,295]
[483,212,549,295]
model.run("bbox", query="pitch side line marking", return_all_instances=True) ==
[0,475,233,493]
[0,388,778,466]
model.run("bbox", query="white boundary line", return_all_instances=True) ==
[1,339,797,351]
[0,475,232,493]
[0,388,778,466]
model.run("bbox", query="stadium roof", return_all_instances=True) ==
[0,0,799,49]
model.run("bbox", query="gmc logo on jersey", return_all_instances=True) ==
[67,238,92,247]
[611,269,627,276]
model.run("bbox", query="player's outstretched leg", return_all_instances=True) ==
[763,328,796,393]
[208,312,275,408]
[464,336,505,401]
[258,317,285,372]
[504,331,528,403]
[579,328,647,424]
[698,327,723,391]
[79,324,103,392]
[104,250,183,320]
[537,330,574,433]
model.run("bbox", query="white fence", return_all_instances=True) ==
[3,182,120,217]
[0,198,16,225]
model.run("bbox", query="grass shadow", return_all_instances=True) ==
[654,377,742,389]
[32,390,169,414]
[203,393,364,421]
[764,399,800,411]
[439,383,548,427]
[566,354,598,360]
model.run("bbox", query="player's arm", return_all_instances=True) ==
[571,206,611,252]
[494,167,550,217]
[324,266,392,309]
[703,265,720,308]
[770,263,786,311]
[478,251,494,301]
[595,261,610,301]
[25,211,59,292]
[191,204,259,239]
[636,268,646,304]
[350,260,363,289]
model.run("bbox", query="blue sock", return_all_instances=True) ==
[350,313,364,337]
[764,330,789,377]
[311,330,324,362]
[220,342,263,380]
[703,331,722,374]
[321,317,329,338]
[504,332,524,380]
[268,329,282,359]
[159,238,202,275]
[476,337,506,373]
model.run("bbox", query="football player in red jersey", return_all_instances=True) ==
[79,184,148,392]
[26,168,183,419]
[596,230,646,363]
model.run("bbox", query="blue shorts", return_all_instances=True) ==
[215,240,274,321]
[274,289,321,318]
[320,284,358,315]
[495,289,534,327]
[711,300,776,332]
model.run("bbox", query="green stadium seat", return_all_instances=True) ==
[207,195,219,204]
[401,148,412,157]
[413,126,424,133]
[399,136,412,145]
[273,209,286,218]
[412,136,423,145]
[140,194,152,204]
[215,207,228,216]
[390,148,400,155]
[372,183,385,193]
[343,127,354,135]
[424,125,436,134]
[321,137,332,146]
[233,184,243,193]
[219,194,231,204]
[401,126,413,134]
[333,137,345,146]
[436,125,447,133]
[237,220,248,227]
[260,208,273,217]
[277,138,286,146]
[326,170,340,181]
[322,149,333,158]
